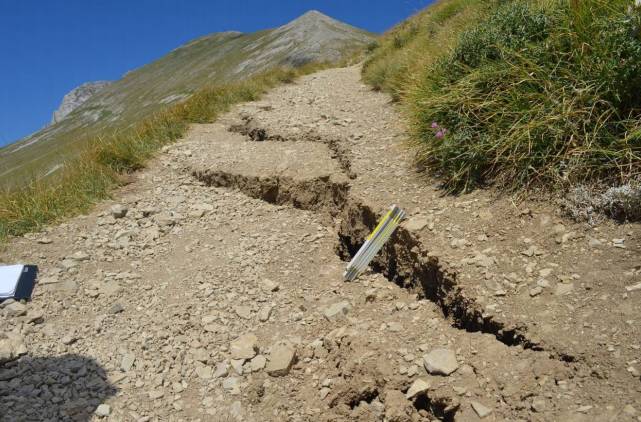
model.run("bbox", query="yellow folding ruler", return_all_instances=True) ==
[344,204,406,281]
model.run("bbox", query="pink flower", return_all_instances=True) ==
[435,130,444,139]
[431,122,439,129]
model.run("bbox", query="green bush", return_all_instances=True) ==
[408,0,641,191]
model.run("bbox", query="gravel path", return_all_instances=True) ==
[1,66,640,422]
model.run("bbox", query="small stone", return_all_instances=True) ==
[323,301,352,321]
[95,404,111,417]
[213,361,230,378]
[266,342,296,377]
[229,401,243,419]
[195,365,213,380]
[576,405,592,413]
[250,355,267,372]
[61,335,77,345]
[234,305,252,319]
[110,204,128,219]
[529,287,543,297]
[531,398,546,413]
[405,216,429,232]
[471,401,492,418]
[4,301,27,317]
[26,309,44,324]
[261,279,280,292]
[230,333,258,360]
[423,349,459,376]
[223,377,241,394]
[148,390,164,400]
[258,305,273,322]
[320,387,331,400]
[121,353,136,372]
[37,237,53,244]
[625,282,641,292]
[230,359,244,375]
[406,379,430,399]
[109,303,125,314]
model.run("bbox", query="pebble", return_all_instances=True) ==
[406,379,430,399]
[4,301,27,317]
[230,333,259,360]
[110,204,128,219]
[323,301,352,321]
[423,349,459,376]
[471,401,493,418]
[266,342,296,376]
[95,404,111,417]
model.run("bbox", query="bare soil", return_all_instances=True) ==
[1,66,640,422]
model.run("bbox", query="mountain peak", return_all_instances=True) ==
[286,10,341,27]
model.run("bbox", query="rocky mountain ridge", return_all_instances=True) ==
[51,81,112,124]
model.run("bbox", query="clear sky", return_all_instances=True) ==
[0,0,433,147]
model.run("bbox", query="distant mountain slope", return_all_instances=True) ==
[0,11,373,186]
[51,81,112,124]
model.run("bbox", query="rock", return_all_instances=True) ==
[109,303,125,314]
[61,334,78,345]
[234,305,252,319]
[323,301,352,321]
[266,342,296,376]
[625,282,641,292]
[214,361,230,378]
[223,377,241,394]
[110,204,128,219]
[230,359,244,375]
[250,355,267,372]
[26,309,44,324]
[529,286,543,297]
[4,301,27,317]
[148,390,164,400]
[230,333,258,360]
[423,349,459,376]
[471,401,493,418]
[261,279,280,292]
[320,387,331,400]
[37,237,53,244]
[406,379,430,399]
[121,353,136,372]
[258,305,273,322]
[95,404,111,417]
[195,365,213,380]
[0,332,27,364]
[405,216,429,232]
[532,398,547,413]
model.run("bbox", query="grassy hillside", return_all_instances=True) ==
[0,64,330,240]
[363,0,641,193]
[0,11,372,187]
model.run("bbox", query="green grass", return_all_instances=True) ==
[363,0,641,192]
[0,64,328,240]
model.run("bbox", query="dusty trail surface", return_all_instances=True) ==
[1,66,640,422]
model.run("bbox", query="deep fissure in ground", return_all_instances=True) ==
[192,167,565,359]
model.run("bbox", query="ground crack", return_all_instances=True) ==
[229,117,356,179]
[193,166,575,362]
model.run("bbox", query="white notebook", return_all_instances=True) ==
[0,265,25,298]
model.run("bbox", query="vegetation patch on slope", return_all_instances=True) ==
[364,0,641,193]
[0,64,327,240]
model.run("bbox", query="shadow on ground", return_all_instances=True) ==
[0,354,117,421]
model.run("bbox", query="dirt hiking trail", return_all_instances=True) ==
[1,66,640,422]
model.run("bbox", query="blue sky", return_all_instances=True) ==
[0,0,433,147]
